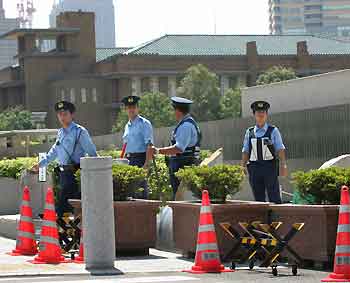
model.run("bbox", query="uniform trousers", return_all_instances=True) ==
[57,169,81,217]
[247,161,282,204]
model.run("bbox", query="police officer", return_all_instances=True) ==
[32,101,97,217]
[121,95,154,199]
[241,101,287,204]
[153,97,201,200]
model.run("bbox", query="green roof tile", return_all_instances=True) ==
[125,34,350,56]
[96,47,131,62]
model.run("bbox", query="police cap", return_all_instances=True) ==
[171,96,193,112]
[55,101,76,113]
[251,101,270,113]
[122,95,140,106]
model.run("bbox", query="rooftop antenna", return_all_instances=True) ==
[17,0,36,28]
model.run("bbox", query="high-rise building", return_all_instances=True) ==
[50,0,115,48]
[269,0,350,39]
[0,0,20,69]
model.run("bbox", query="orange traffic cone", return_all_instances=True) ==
[184,190,233,274]
[322,186,350,282]
[7,186,37,256]
[73,230,84,263]
[28,187,70,264]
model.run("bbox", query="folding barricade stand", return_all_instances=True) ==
[220,221,304,276]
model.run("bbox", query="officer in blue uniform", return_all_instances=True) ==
[121,95,154,199]
[32,101,97,217]
[153,97,201,200]
[241,101,288,204]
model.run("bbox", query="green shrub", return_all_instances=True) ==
[0,157,37,179]
[98,149,122,159]
[292,167,350,205]
[148,156,172,201]
[76,164,147,201]
[176,165,245,202]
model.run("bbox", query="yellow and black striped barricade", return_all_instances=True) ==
[220,221,282,270]
[258,223,304,276]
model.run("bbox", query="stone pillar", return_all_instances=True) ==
[150,76,159,93]
[220,75,230,96]
[168,76,177,97]
[131,77,141,96]
[80,157,120,275]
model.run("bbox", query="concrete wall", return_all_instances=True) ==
[242,69,350,117]
[0,178,20,215]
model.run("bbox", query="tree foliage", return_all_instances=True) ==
[177,64,222,121]
[257,66,297,85]
[112,92,175,133]
[220,88,242,119]
[0,107,33,131]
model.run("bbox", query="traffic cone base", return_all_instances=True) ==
[184,190,233,274]
[322,273,350,282]
[322,186,350,282]
[7,186,38,256]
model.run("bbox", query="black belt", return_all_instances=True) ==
[126,152,146,158]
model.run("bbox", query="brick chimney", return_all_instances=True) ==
[297,41,311,73]
[246,41,259,86]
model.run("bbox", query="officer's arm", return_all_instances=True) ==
[79,129,98,157]
[241,130,250,167]
[272,128,286,164]
[38,141,58,168]
[273,128,288,176]
[158,124,191,155]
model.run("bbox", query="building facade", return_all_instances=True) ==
[0,0,20,69]
[269,0,350,39]
[2,12,350,135]
[50,0,115,48]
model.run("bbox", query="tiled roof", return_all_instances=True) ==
[96,47,131,62]
[124,34,350,56]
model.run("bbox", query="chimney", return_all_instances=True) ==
[297,41,309,56]
[297,41,311,73]
[246,41,259,86]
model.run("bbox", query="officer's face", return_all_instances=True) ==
[254,110,268,126]
[126,105,139,120]
[57,111,73,127]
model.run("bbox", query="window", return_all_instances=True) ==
[60,89,65,101]
[81,88,87,103]
[92,88,97,103]
[70,88,76,103]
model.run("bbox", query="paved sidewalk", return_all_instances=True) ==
[0,236,331,282]
[0,236,197,277]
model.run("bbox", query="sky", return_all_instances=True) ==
[3,0,270,47]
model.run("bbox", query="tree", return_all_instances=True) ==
[256,66,297,85]
[177,64,221,121]
[112,92,175,133]
[0,107,33,131]
[220,88,242,119]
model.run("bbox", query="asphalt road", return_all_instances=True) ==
[0,269,330,283]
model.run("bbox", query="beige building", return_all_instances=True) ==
[269,0,350,39]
